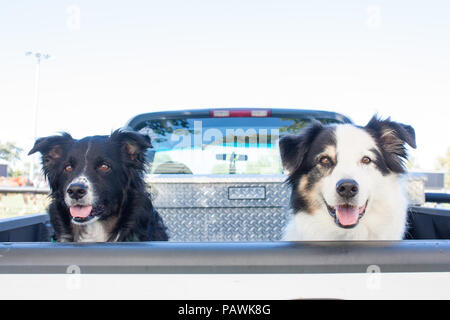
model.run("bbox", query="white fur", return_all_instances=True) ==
[64,175,97,209]
[76,220,109,242]
[283,125,409,241]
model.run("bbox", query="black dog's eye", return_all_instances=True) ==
[64,165,73,173]
[362,156,372,165]
[319,156,332,166]
[98,163,111,172]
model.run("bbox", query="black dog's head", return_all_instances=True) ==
[29,130,152,225]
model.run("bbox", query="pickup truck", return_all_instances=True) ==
[1,108,449,300]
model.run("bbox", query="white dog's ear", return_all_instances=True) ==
[365,116,416,173]
[279,120,324,174]
[366,116,416,149]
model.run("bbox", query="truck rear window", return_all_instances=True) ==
[138,117,339,175]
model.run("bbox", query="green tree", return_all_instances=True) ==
[437,147,450,171]
[0,141,23,163]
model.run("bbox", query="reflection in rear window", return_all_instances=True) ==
[139,117,339,175]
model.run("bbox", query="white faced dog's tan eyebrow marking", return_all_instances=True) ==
[317,145,337,163]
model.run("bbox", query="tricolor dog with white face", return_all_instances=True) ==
[280,116,416,241]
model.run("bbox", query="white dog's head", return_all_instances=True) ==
[279,116,416,229]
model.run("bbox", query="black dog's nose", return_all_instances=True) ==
[67,183,88,200]
[336,179,359,198]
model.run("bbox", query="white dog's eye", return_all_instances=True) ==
[362,156,372,164]
[319,156,332,166]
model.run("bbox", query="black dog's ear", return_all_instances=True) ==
[279,120,324,174]
[365,116,416,173]
[110,130,152,167]
[28,133,74,170]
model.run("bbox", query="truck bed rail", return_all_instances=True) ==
[0,241,449,274]
[425,192,450,204]
[0,186,50,194]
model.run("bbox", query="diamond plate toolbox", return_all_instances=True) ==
[147,174,292,242]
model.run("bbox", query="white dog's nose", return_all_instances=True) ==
[336,179,359,198]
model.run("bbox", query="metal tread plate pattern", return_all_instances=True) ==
[150,183,290,208]
[148,174,291,241]
[159,207,290,242]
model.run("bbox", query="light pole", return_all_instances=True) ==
[25,51,51,184]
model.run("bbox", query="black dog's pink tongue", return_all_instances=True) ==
[70,205,93,218]
[336,205,359,226]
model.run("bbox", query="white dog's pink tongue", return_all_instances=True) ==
[336,205,359,226]
[70,205,92,218]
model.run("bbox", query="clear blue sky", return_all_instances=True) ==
[0,0,449,169]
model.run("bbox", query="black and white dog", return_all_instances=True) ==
[29,130,169,242]
[279,116,416,241]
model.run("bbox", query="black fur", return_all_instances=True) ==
[364,116,416,174]
[28,130,169,242]
[279,120,325,175]
[279,120,336,213]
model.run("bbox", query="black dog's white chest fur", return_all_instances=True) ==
[72,221,111,242]
[279,116,416,241]
[29,130,169,242]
